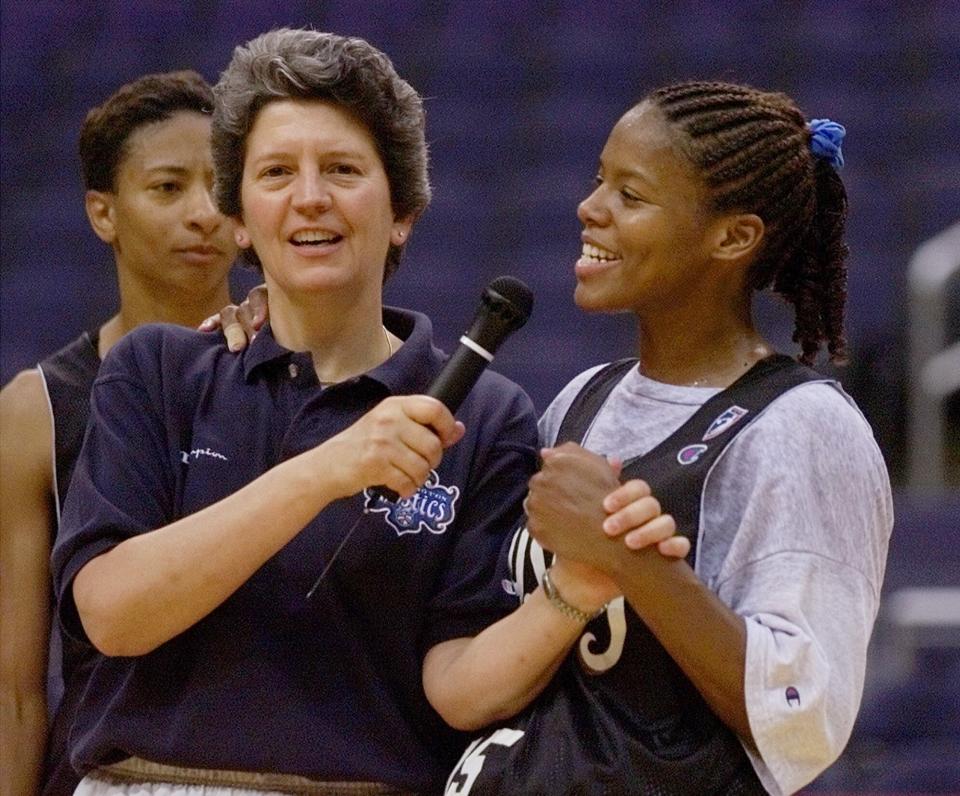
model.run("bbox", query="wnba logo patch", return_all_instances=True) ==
[702,405,749,440]
[364,471,460,536]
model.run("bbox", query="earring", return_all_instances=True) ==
[394,229,406,244]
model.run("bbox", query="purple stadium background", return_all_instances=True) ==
[2,2,958,791]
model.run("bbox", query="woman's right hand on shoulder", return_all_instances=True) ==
[198,284,268,352]
[317,395,464,500]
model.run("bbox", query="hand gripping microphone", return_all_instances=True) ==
[306,276,533,598]
[371,276,533,503]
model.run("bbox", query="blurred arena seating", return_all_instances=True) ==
[1,2,958,790]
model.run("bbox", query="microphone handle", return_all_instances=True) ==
[426,342,491,413]
[371,340,491,503]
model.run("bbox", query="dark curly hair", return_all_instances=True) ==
[79,70,214,192]
[212,28,431,279]
[648,81,849,365]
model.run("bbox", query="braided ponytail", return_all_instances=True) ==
[648,81,850,365]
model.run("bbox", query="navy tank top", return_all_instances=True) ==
[37,329,100,796]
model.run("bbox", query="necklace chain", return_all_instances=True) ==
[318,326,394,387]
[382,324,395,359]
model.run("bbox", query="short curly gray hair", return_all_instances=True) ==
[212,28,431,278]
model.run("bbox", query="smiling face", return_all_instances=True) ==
[236,99,410,302]
[574,103,723,316]
[91,111,237,297]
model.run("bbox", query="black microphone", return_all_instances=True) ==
[374,276,533,502]
[427,275,534,412]
[306,277,534,598]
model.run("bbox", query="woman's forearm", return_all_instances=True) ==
[72,393,459,657]
[0,686,47,796]
[423,589,580,730]
[613,550,754,744]
[73,446,341,656]
[423,564,610,731]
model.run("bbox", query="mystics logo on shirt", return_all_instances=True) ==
[364,471,460,536]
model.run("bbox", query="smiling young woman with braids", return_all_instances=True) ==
[649,82,851,368]
[428,82,892,795]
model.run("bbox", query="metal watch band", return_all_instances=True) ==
[541,567,601,624]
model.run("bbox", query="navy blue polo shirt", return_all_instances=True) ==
[52,307,538,793]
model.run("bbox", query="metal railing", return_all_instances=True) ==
[907,221,960,490]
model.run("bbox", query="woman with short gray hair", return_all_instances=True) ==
[212,27,431,280]
[52,28,538,795]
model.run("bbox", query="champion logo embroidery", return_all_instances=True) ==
[677,444,708,465]
[702,405,749,441]
[364,470,460,536]
[180,447,228,464]
[785,686,801,707]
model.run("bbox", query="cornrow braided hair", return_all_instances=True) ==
[648,81,849,365]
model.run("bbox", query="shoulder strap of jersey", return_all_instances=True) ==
[619,353,828,481]
[555,358,639,445]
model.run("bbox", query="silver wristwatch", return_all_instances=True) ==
[541,567,604,624]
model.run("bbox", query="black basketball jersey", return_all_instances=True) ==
[37,329,100,796]
[447,355,825,796]
[38,330,101,522]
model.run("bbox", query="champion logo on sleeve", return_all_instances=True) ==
[677,444,709,465]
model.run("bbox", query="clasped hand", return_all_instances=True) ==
[526,442,686,585]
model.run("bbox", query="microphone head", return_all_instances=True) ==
[486,275,534,328]
[468,276,534,353]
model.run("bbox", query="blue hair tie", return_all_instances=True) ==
[807,118,846,170]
